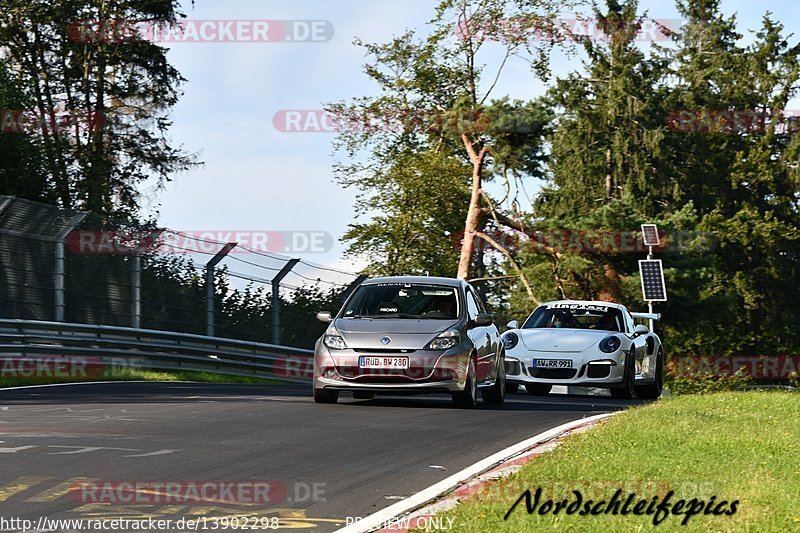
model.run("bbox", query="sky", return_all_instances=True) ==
[145,0,800,277]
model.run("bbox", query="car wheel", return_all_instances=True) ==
[525,383,552,395]
[352,391,375,400]
[452,357,478,409]
[505,382,519,394]
[611,349,636,399]
[313,387,339,404]
[482,354,506,405]
[635,348,664,400]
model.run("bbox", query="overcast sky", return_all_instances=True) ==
[146,0,800,275]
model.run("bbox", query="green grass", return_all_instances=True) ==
[0,368,287,388]
[431,392,800,532]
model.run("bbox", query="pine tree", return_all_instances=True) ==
[0,0,199,220]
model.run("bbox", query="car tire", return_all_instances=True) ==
[452,357,478,409]
[525,383,552,395]
[505,382,519,394]
[482,353,506,405]
[352,391,375,400]
[313,387,339,404]
[635,348,664,400]
[611,349,636,399]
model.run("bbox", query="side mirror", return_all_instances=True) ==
[634,324,649,337]
[473,313,494,327]
[506,320,519,330]
[316,311,333,323]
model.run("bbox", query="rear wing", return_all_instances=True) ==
[631,312,661,321]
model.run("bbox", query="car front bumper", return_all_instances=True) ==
[504,351,639,388]
[313,344,471,393]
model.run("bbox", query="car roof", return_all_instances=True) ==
[539,299,626,310]
[361,276,465,288]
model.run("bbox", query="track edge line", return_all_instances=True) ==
[334,411,618,533]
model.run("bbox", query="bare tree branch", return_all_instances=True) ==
[474,230,540,305]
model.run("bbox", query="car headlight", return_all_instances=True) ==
[323,325,347,350]
[324,335,346,350]
[502,332,519,350]
[426,330,459,351]
[599,335,621,353]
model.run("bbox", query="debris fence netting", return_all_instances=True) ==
[0,196,360,348]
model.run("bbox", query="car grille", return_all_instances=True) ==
[587,364,611,379]
[505,360,522,376]
[527,367,578,379]
[337,366,457,382]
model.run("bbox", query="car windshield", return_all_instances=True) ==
[342,283,459,319]
[522,303,624,332]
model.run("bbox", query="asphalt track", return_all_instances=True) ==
[0,383,646,531]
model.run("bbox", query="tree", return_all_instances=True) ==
[436,0,575,281]
[0,0,199,220]
[0,59,49,202]
[331,0,573,285]
[338,148,472,277]
[507,0,674,302]
[329,30,473,277]
[522,0,800,356]
[661,2,800,354]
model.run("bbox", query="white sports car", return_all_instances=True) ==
[502,301,664,399]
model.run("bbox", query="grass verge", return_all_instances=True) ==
[0,368,287,388]
[430,391,800,532]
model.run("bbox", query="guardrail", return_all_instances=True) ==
[0,319,314,383]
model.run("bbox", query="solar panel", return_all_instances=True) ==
[641,224,660,246]
[639,259,667,301]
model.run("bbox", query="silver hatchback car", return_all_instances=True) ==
[313,276,506,408]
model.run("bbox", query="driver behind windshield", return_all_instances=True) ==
[545,310,579,328]
[343,284,458,319]
[524,306,622,331]
[422,296,456,318]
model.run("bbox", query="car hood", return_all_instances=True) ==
[334,318,458,350]
[518,328,611,352]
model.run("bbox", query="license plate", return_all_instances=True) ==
[534,359,572,369]
[359,356,409,369]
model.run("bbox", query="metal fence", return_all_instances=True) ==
[0,318,314,383]
[0,196,365,349]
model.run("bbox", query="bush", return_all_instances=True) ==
[665,357,754,395]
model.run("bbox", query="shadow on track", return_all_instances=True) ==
[0,381,309,405]
[334,392,649,412]
[0,382,650,413]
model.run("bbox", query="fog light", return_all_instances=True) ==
[323,368,338,379]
